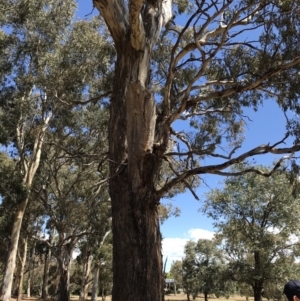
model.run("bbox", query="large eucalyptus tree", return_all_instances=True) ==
[91,0,300,300]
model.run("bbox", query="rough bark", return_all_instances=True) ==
[108,45,163,301]
[92,1,170,300]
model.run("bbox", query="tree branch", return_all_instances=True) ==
[93,0,128,50]
[187,56,300,106]
[157,135,299,197]
[129,0,146,50]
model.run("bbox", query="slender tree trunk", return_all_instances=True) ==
[187,292,190,301]
[27,242,35,298]
[79,254,92,301]
[204,292,208,301]
[13,257,21,297]
[1,112,50,301]
[253,282,263,301]
[41,246,51,299]
[41,229,54,300]
[101,287,106,301]
[91,265,100,301]
[253,251,263,301]
[1,198,29,301]
[17,237,28,301]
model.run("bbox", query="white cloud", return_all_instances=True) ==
[187,228,215,241]
[162,228,215,271]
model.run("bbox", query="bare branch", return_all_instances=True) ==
[157,136,299,197]
[164,156,199,200]
[187,56,300,106]
[56,91,112,107]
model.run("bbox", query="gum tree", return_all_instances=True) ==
[204,164,300,301]
[91,0,300,300]
[0,2,113,299]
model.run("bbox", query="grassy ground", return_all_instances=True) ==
[9,294,250,301]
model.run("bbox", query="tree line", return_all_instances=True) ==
[170,165,300,301]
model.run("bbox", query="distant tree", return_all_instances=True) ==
[182,239,232,301]
[170,260,183,294]
[204,164,300,301]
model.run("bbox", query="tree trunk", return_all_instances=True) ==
[57,244,73,301]
[109,49,163,301]
[253,284,263,301]
[92,1,172,300]
[1,111,50,301]
[41,246,51,299]
[1,198,29,301]
[41,229,54,300]
[187,292,190,301]
[13,257,21,297]
[27,241,35,298]
[17,237,28,301]
[101,287,106,301]
[58,268,70,301]
[91,266,100,301]
[204,292,209,301]
[253,251,263,301]
[110,187,162,301]
[79,253,92,301]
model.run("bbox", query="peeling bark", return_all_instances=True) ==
[93,1,173,301]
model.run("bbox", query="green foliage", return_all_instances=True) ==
[182,239,233,299]
[170,260,183,288]
[203,164,300,298]
[0,152,27,204]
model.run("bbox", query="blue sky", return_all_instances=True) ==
[74,1,295,271]
[161,100,292,270]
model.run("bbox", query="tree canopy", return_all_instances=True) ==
[204,164,300,301]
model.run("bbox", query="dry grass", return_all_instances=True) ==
[164,294,250,301]
[8,294,251,301]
